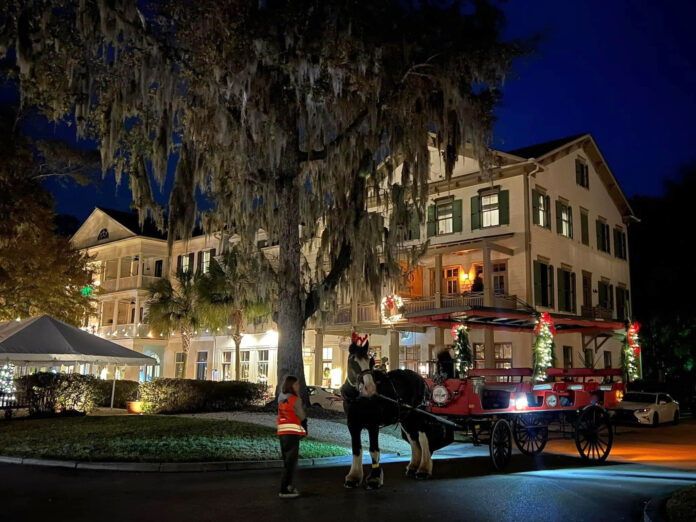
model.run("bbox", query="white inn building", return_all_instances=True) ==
[71,133,635,388]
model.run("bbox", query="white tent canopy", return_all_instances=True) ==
[0,315,157,367]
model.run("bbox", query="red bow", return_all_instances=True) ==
[351,332,368,346]
[534,312,556,336]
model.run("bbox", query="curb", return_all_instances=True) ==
[0,453,393,473]
[644,495,668,522]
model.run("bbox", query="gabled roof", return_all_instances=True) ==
[95,207,167,240]
[506,133,587,159]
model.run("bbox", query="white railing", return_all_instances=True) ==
[97,323,164,339]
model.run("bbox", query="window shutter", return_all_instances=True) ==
[427,205,436,237]
[534,260,542,306]
[568,206,573,238]
[613,229,621,258]
[470,196,481,230]
[498,190,509,225]
[532,190,540,225]
[409,209,421,240]
[570,272,577,313]
[576,160,582,185]
[555,200,563,234]
[581,213,589,245]
[197,251,203,273]
[452,199,463,232]
[609,285,614,312]
[544,195,551,229]
[596,220,602,250]
[548,265,555,308]
[176,255,182,272]
[557,267,566,311]
[188,253,195,272]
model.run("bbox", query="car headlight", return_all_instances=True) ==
[431,385,449,405]
[635,408,650,413]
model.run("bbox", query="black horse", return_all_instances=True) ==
[341,338,450,489]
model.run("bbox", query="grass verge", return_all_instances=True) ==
[666,484,696,522]
[0,415,349,462]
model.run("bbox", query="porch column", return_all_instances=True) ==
[484,328,495,371]
[434,327,444,352]
[115,257,122,291]
[389,329,400,371]
[313,330,323,386]
[112,300,120,326]
[134,295,141,331]
[351,282,359,326]
[434,253,442,308]
[136,253,144,288]
[482,242,494,307]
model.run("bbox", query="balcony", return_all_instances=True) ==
[98,275,162,293]
[98,323,167,340]
[581,305,614,321]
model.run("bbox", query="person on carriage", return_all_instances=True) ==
[436,347,456,379]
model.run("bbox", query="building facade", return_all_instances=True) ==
[72,133,635,389]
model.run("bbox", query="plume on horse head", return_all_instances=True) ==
[349,332,370,359]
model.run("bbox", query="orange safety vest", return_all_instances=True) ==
[277,395,307,436]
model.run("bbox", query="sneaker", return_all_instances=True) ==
[279,486,300,499]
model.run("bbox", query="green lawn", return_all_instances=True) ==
[667,484,696,522]
[0,416,349,462]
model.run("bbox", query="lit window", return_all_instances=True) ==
[481,193,499,228]
[558,201,573,238]
[240,351,250,381]
[474,343,485,369]
[175,352,186,379]
[257,350,269,385]
[196,351,208,380]
[181,255,191,273]
[436,201,453,235]
[222,351,233,381]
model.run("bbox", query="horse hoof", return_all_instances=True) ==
[344,479,361,489]
[365,480,383,490]
[415,472,432,480]
[405,468,417,478]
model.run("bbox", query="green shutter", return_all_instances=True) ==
[498,190,509,225]
[470,196,481,230]
[534,260,542,306]
[176,255,182,272]
[427,205,436,237]
[409,209,421,240]
[452,199,463,232]
[581,212,589,245]
[548,265,555,308]
[613,229,621,258]
[555,200,563,235]
[197,251,203,273]
[532,190,540,225]
[609,284,614,313]
[568,206,573,239]
[596,220,602,250]
[576,160,583,185]
[557,267,566,311]
[544,195,551,229]
[570,272,577,313]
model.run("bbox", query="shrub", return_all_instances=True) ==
[15,373,100,416]
[139,379,266,414]
[95,380,140,409]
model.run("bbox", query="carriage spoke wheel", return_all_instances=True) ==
[513,414,549,456]
[574,406,613,462]
[489,419,513,471]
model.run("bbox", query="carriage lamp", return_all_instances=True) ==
[616,390,624,402]
[432,385,449,405]
[514,394,528,410]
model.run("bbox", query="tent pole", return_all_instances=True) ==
[110,370,116,409]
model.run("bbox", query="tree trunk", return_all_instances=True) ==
[233,327,242,382]
[276,178,310,406]
[180,327,191,379]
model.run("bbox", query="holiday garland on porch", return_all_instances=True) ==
[621,322,641,382]
[451,324,473,377]
[533,312,556,381]
[0,363,16,400]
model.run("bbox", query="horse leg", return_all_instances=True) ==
[365,424,383,490]
[403,430,422,477]
[344,423,363,488]
[416,431,433,479]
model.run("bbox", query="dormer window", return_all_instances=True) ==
[97,228,109,240]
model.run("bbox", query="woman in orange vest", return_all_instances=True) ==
[277,375,307,498]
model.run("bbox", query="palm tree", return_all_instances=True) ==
[198,247,272,381]
[146,269,206,378]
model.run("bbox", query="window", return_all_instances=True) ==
[198,249,216,274]
[444,267,459,294]
[427,199,462,237]
[154,259,163,278]
[556,201,573,238]
[563,346,573,369]
[97,228,109,240]
[584,348,594,368]
[616,287,630,322]
[322,347,333,387]
[322,347,333,362]
[239,351,250,381]
[557,267,577,313]
[534,260,555,308]
[576,159,589,189]
[399,345,421,372]
[494,343,512,369]
[613,229,627,260]
[257,350,269,385]
[493,262,507,294]
[181,254,191,273]
[481,193,500,228]
[471,191,509,230]
[406,208,421,241]
[175,352,186,379]
[222,351,233,381]
[659,394,672,404]
[580,210,589,245]
[474,343,485,369]
[120,256,139,277]
[532,190,551,228]
[437,200,453,235]
[598,280,614,312]
[195,351,208,380]
[596,220,611,253]
[603,351,612,369]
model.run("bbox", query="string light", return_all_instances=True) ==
[451,324,472,377]
[622,322,640,382]
[0,363,16,402]
[533,312,556,381]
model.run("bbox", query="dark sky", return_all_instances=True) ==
[11,0,696,221]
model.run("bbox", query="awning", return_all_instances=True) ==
[0,315,157,366]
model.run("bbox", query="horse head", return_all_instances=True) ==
[347,336,376,398]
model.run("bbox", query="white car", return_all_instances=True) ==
[308,386,344,412]
[618,392,680,426]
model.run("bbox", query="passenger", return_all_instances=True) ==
[436,347,456,379]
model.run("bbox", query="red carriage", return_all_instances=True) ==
[419,366,625,470]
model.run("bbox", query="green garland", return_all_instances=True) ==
[452,325,473,377]
[621,322,640,382]
[533,313,556,381]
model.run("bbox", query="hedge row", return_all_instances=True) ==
[13,373,265,416]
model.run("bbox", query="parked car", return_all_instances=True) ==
[308,386,344,412]
[616,391,680,426]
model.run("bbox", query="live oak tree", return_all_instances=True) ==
[1,0,525,397]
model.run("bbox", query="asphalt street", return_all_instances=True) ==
[2,453,694,522]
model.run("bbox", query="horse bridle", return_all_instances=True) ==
[346,355,375,390]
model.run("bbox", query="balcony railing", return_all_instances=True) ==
[98,324,167,340]
[581,305,614,321]
[98,275,162,293]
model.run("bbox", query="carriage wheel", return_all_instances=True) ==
[489,419,513,471]
[574,405,613,462]
[512,414,548,456]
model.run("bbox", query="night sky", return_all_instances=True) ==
[9,0,696,221]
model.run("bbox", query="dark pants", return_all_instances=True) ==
[279,434,301,491]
